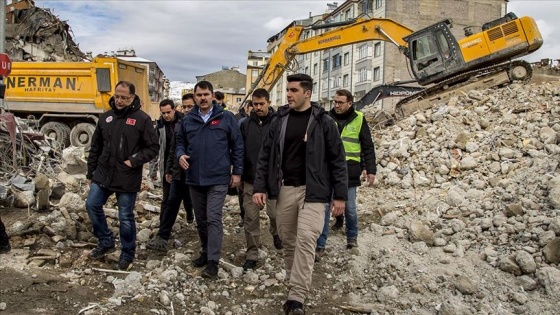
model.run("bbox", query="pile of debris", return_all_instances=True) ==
[5,0,86,62]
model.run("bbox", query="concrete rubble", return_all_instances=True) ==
[0,81,560,314]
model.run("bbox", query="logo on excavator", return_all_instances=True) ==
[460,38,482,49]
[318,35,342,45]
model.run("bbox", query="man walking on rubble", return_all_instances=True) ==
[86,81,159,270]
[234,100,254,227]
[252,74,348,314]
[315,89,376,261]
[146,98,192,252]
[239,89,282,271]
[176,80,244,279]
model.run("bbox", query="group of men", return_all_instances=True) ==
[82,73,376,315]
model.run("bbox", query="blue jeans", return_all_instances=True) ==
[85,182,138,262]
[316,186,357,249]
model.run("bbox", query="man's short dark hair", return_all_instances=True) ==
[182,93,194,101]
[252,88,270,101]
[116,81,136,95]
[335,89,353,103]
[214,91,224,100]
[194,80,213,93]
[159,99,175,109]
[287,73,313,92]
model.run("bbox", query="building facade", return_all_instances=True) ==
[263,0,507,110]
[196,67,247,109]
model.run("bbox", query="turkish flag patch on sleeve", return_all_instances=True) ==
[126,118,137,126]
[210,120,220,125]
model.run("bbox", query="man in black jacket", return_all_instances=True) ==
[253,74,348,314]
[86,81,159,270]
[239,89,281,271]
[234,100,253,227]
[146,99,189,252]
[316,89,376,259]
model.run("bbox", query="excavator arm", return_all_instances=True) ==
[250,17,414,96]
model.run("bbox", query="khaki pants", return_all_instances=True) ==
[276,185,324,304]
[243,182,278,260]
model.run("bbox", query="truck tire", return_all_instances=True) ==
[70,123,96,148]
[40,122,71,147]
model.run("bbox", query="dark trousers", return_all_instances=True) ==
[0,216,8,245]
[238,186,245,220]
[158,179,193,240]
[190,184,228,262]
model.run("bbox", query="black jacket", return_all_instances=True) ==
[87,96,159,192]
[155,111,184,179]
[329,106,376,187]
[234,107,248,121]
[253,103,348,202]
[239,109,276,184]
[165,121,185,181]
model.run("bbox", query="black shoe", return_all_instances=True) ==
[146,236,168,252]
[192,254,208,267]
[187,217,194,224]
[88,245,116,260]
[347,238,358,249]
[273,235,283,250]
[118,258,133,271]
[0,242,11,254]
[238,218,245,227]
[242,259,257,271]
[314,247,325,263]
[283,300,305,315]
[201,260,219,278]
[332,216,344,231]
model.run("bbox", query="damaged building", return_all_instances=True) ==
[5,0,86,62]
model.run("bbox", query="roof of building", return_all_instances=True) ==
[118,56,154,63]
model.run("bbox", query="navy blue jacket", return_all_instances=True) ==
[176,103,243,186]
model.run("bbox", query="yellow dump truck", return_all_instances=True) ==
[3,57,158,147]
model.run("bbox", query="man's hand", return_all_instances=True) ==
[179,155,190,170]
[165,174,172,183]
[331,199,345,216]
[124,160,132,167]
[230,175,241,188]
[366,174,375,186]
[253,193,267,208]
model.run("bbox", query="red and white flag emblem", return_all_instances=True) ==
[210,120,220,125]
[126,118,136,126]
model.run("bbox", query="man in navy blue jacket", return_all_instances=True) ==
[176,80,244,279]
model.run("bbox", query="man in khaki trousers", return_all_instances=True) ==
[253,74,348,315]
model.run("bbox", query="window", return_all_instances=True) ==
[343,52,350,65]
[313,63,318,75]
[343,74,349,87]
[357,68,368,82]
[323,58,330,73]
[332,54,341,69]
[236,97,242,103]
[305,66,309,75]
[374,66,381,81]
[322,78,329,90]
[374,42,381,57]
[358,44,368,60]
[253,61,258,66]
[313,82,318,93]
[375,0,382,9]
[333,76,340,88]
[344,9,351,21]
[252,69,258,77]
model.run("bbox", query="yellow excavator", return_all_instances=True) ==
[249,12,543,107]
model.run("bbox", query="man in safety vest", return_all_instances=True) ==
[315,88,376,260]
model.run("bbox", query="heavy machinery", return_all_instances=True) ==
[248,12,543,110]
[3,57,158,147]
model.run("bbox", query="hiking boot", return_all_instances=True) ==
[118,258,133,271]
[283,300,305,315]
[314,248,325,263]
[88,245,116,260]
[146,235,168,252]
[202,260,219,278]
[347,238,358,249]
[192,253,208,267]
[273,235,283,250]
[0,242,11,254]
[331,216,344,231]
[242,259,257,271]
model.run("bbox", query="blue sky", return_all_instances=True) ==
[34,0,558,82]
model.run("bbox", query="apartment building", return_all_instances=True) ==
[265,0,507,109]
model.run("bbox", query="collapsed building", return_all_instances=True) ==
[4,0,86,62]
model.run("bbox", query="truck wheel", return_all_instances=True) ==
[40,122,71,147]
[70,123,96,148]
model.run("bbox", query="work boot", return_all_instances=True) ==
[273,235,283,250]
[192,253,208,267]
[88,245,116,260]
[242,259,257,271]
[202,260,219,278]
[347,238,358,249]
[331,216,344,231]
[0,241,10,254]
[118,258,133,271]
[283,300,305,315]
[314,248,325,263]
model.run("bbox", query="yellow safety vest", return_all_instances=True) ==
[341,111,363,162]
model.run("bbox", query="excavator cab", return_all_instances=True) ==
[405,19,464,85]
